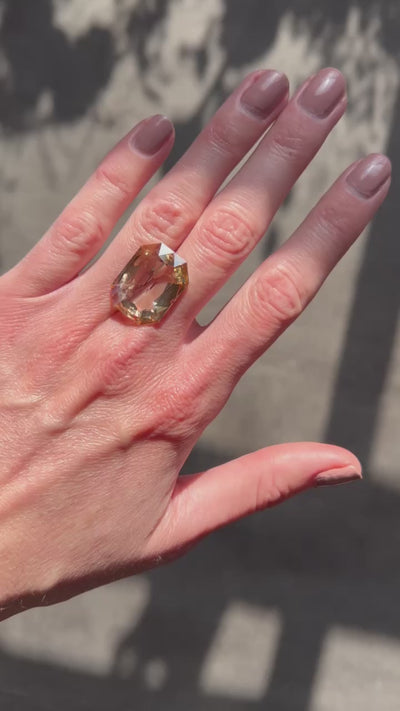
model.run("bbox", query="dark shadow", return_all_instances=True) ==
[323,90,400,458]
[2,1,400,710]
[127,0,170,85]
[0,0,114,130]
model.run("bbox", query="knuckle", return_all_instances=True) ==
[51,209,104,259]
[133,197,194,245]
[154,385,198,434]
[150,367,210,438]
[206,116,244,157]
[269,125,304,163]
[252,263,304,325]
[253,469,292,511]
[94,163,133,202]
[314,202,350,238]
[198,206,257,266]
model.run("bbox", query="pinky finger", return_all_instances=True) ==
[8,115,174,296]
[201,153,391,382]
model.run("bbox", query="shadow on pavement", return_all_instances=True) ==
[0,0,114,130]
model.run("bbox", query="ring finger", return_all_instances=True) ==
[177,67,347,320]
[198,151,391,390]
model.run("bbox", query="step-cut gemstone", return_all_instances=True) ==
[111,242,188,325]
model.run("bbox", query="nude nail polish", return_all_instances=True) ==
[130,114,173,155]
[346,154,392,198]
[240,70,289,119]
[314,465,362,487]
[298,68,346,118]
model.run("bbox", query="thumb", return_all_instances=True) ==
[147,442,362,558]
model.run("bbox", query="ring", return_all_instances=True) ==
[111,242,189,325]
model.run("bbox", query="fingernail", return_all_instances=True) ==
[130,114,173,155]
[298,68,346,118]
[346,153,392,198]
[240,70,289,119]
[314,465,362,488]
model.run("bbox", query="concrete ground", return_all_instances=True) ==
[1,1,400,709]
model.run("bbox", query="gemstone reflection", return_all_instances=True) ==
[111,242,188,325]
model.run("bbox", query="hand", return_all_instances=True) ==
[0,68,390,618]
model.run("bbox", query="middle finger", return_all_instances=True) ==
[82,69,289,305]
[177,67,347,321]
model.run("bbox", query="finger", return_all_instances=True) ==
[146,443,361,555]
[10,115,175,296]
[200,152,391,385]
[177,67,347,319]
[81,70,289,308]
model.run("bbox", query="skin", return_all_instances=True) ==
[0,68,391,620]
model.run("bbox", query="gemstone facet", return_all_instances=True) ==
[111,242,189,325]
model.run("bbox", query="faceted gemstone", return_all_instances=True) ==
[111,242,188,325]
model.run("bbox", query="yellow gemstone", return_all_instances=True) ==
[111,242,188,325]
